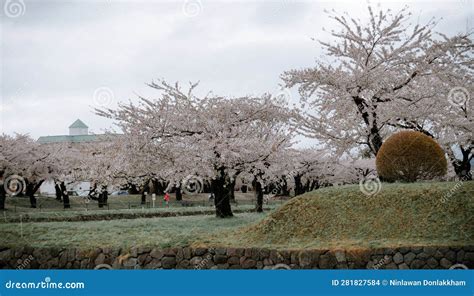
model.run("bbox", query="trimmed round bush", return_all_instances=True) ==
[376,131,447,182]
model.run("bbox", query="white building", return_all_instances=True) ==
[38,119,101,144]
[38,119,107,196]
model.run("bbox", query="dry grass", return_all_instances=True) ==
[196,181,474,250]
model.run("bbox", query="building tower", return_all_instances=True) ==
[68,119,89,136]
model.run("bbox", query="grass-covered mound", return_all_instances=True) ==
[200,181,474,250]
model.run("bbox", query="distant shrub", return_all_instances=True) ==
[376,131,447,182]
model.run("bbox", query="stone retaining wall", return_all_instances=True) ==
[1,246,472,270]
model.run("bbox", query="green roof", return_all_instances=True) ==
[69,119,88,129]
[38,134,99,144]
[38,134,121,144]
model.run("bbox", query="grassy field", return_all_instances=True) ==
[0,212,271,249]
[0,181,472,251]
[4,192,255,211]
[0,204,279,223]
[2,192,285,220]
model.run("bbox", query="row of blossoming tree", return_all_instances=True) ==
[0,5,472,217]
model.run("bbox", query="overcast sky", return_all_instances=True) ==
[1,0,472,140]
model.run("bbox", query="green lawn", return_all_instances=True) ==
[0,204,279,223]
[4,192,258,212]
[1,181,472,251]
[0,212,271,249]
[2,192,284,221]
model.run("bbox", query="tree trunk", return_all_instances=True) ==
[128,183,139,194]
[368,126,383,155]
[0,175,6,210]
[304,179,310,193]
[281,175,290,196]
[32,181,44,197]
[54,183,62,201]
[203,180,211,193]
[229,179,236,203]
[102,189,108,206]
[99,187,109,208]
[60,182,70,209]
[0,192,5,210]
[353,96,383,155]
[212,169,233,218]
[294,174,304,197]
[450,146,472,180]
[98,186,108,208]
[253,178,264,213]
[141,181,149,205]
[88,183,98,201]
[151,179,163,195]
[156,180,165,195]
[175,186,182,201]
[98,192,104,208]
[25,179,36,209]
[25,180,39,208]
[310,179,319,191]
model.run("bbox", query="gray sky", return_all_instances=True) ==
[1,0,472,139]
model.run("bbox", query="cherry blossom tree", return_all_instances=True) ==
[390,71,473,179]
[42,134,152,209]
[97,80,295,217]
[282,5,473,174]
[260,148,328,197]
[0,134,55,208]
[0,133,92,209]
[41,142,81,209]
[241,148,338,205]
